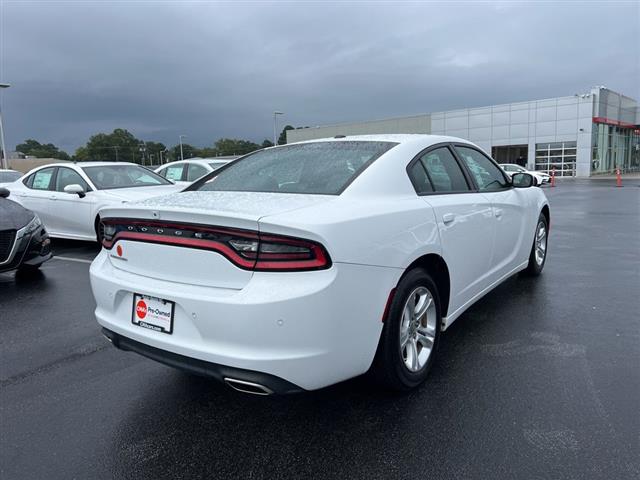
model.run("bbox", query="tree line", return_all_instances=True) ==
[15,125,299,164]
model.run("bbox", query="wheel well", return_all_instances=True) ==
[405,254,451,317]
[541,205,550,229]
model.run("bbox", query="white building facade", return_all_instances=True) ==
[287,87,640,178]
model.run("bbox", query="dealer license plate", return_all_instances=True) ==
[131,293,175,334]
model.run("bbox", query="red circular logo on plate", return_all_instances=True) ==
[116,245,123,257]
[136,300,147,319]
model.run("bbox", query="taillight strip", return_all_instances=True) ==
[101,219,331,272]
[104,231,256,269]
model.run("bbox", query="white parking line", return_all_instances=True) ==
[53,256,93,264]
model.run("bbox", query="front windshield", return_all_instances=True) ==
[0,171,21,182]
[82,165,171,190]
[194,141,397,195]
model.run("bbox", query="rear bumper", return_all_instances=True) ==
[102,328,303,394]
[90,250,400,390]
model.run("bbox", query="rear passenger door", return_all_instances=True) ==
[408,145,495,317]
[454,145,528,281]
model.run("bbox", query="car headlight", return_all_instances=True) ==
[17,214,42,239]
[26,214,42,233]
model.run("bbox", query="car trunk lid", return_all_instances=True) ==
[99,191,334,289]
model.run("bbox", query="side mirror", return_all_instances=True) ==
[64,184,86,198]
[512,172,534,188]
[0,187,10,198]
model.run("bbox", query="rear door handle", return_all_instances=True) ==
[442,213,455,225]
[49,195,57,201]
[494,208,503,218]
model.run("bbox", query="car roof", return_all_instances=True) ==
[0,169,21,173]
[291,134,475,150]
[75,161,139,167]
[27,161,140,169]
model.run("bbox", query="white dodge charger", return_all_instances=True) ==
[90,135,550,394]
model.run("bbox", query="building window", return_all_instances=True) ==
[591,123,640,174]
[535,141,577,177]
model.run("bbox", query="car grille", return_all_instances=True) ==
[0,230,16,263]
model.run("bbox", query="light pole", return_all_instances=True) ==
[179,134,186,161]
[139,142,147,165]
[0,83,10,169]
[273,111,284,146]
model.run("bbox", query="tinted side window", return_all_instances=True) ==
[186,163,208,182]
[407,160,433,194]
[456,147,509,191]
[56,168,90,192]
[419,147,469,192]
[29,167,56,190]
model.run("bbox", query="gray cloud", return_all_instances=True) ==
[1,1,638,154]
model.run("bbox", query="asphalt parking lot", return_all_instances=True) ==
[1,179,639,480]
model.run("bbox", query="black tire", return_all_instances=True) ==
[95,216,103,244]
[370,268,442,391]
[523,213,548,276]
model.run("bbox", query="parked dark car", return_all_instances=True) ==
[0,187,52,274]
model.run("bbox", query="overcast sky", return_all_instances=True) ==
[1,1,638,154]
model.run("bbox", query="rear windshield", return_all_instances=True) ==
[82,165,171,190]
[193,141,397,195]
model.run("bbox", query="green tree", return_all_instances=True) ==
[74,128,141,162]
[169,144,199,161]
[278,125,294,145]
[213,138,261,156]
[16,139,70,160]
[261,139,274,148]
[143,141,167,165]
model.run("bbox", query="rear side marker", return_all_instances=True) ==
[382,288,396,322]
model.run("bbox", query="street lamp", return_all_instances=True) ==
[139,142,147,165]
[273,111,284,146]
[159,148,169,164]
[179,134,187,161]
[0,83,10,169]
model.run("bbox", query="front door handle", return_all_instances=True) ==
[494,208,503,218]
[442,213,455,225]
[49,195,57,201]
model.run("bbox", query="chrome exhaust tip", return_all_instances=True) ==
[224,377,274,396]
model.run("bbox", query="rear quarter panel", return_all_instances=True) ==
[258,195,442,269]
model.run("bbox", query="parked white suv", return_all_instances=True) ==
[91,136,549,394]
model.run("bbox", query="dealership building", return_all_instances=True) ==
[287,87,640,177]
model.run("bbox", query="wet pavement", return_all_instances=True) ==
[1,179,639,479]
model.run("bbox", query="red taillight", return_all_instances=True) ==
[101,219,331,272]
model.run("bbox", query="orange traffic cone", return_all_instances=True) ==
[616,168,623,187]
[550,168,556,187]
